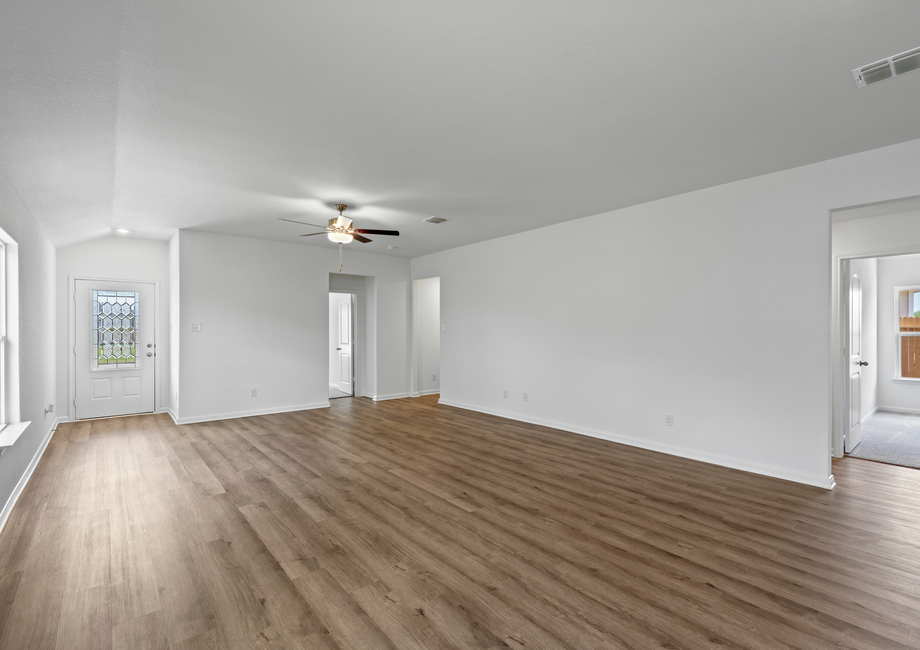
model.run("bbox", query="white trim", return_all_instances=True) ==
[171,401,330,425]
[890,377,920,384]
[417,389,440,397]
[0,420,30,456]
[439,398,836,490]
[876,406,920,415]
[372,392,410,402]
[860,406,880,424]
[0,416,65,538]
[69,276,161,420]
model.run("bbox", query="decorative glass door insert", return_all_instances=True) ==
[92,290,140,369]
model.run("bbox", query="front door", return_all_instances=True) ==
[846,269,863,453]
[74,279,155,419]
[336,294,353,395]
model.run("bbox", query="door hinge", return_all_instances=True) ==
[73,346,77,355]
[73,398,76,406]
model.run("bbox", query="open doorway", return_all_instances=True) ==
[414,277,440,396]
[841,254,920,468]
[329,292,355,399]
[832,195,920,469]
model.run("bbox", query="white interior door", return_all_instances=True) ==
[74,279,155,419]
[336,294,353,395]
[846,270,864,452]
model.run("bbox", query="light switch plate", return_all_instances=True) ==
[190,323,202,332]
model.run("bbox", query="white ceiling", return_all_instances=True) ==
[2,2,920,257]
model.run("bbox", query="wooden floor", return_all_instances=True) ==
[1,397,920,649]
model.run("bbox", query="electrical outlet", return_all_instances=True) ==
[250,388,257,397]
[190,323,202,332]
[433,373,437,381]
[665,414,673,426]
[503,390,508,398]
[523,392,528,402]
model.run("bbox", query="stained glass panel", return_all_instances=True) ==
[92,290,139,369]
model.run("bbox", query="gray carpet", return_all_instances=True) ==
[847,410,920,468]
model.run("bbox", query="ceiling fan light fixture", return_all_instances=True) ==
[328,231,353,244]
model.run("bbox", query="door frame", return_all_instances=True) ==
[68,276,161,421]
[841,260,863,454]
[329,289,359,397]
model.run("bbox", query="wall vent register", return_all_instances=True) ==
[853,47,920,88]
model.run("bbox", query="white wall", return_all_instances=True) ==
[413,137,920,489]
[877,254,920,413]
[416,277,440,395]
[56,236,170,419]
[850,258,878,422]
[0,166,57,530]
[172,230,409,423]
[169,233,180,415]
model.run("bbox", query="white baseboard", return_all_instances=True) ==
[0,416,66,538]
[417,389,440,397]
[372,393,410,402]
[437,399,836,490]
[876,406,920,416]
[860,406,880,424]
[171,401,330,425]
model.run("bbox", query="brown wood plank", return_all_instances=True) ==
[1,405,920,648]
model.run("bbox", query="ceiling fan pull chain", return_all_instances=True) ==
[339,242,343,272]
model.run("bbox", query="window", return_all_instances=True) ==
[897,287,920,378]
[0,233,29,456]
[92,290,140,369]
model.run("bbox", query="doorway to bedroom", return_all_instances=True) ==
[329,292,355,399]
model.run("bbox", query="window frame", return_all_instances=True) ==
[894,285,920,381]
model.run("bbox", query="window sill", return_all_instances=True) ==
[891,377,920,384]
[0,421,31,456]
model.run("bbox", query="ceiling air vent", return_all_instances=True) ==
[853,47,920,88]
[423,216,449,224]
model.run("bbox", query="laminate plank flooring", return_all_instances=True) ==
[2,396,920,649]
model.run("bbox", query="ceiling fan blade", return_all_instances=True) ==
[280,217,328,229]
[352,234,372,244]
[353,229,399,236]
[299,231,328,237]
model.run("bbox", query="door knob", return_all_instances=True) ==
[337,348,341,351]
[858,361,868,366]
[147,343,153,348]
[147,352,153,357]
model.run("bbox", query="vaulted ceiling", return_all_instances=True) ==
[2,2,920,256]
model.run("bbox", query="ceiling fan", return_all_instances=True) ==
[280,204,399,244]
